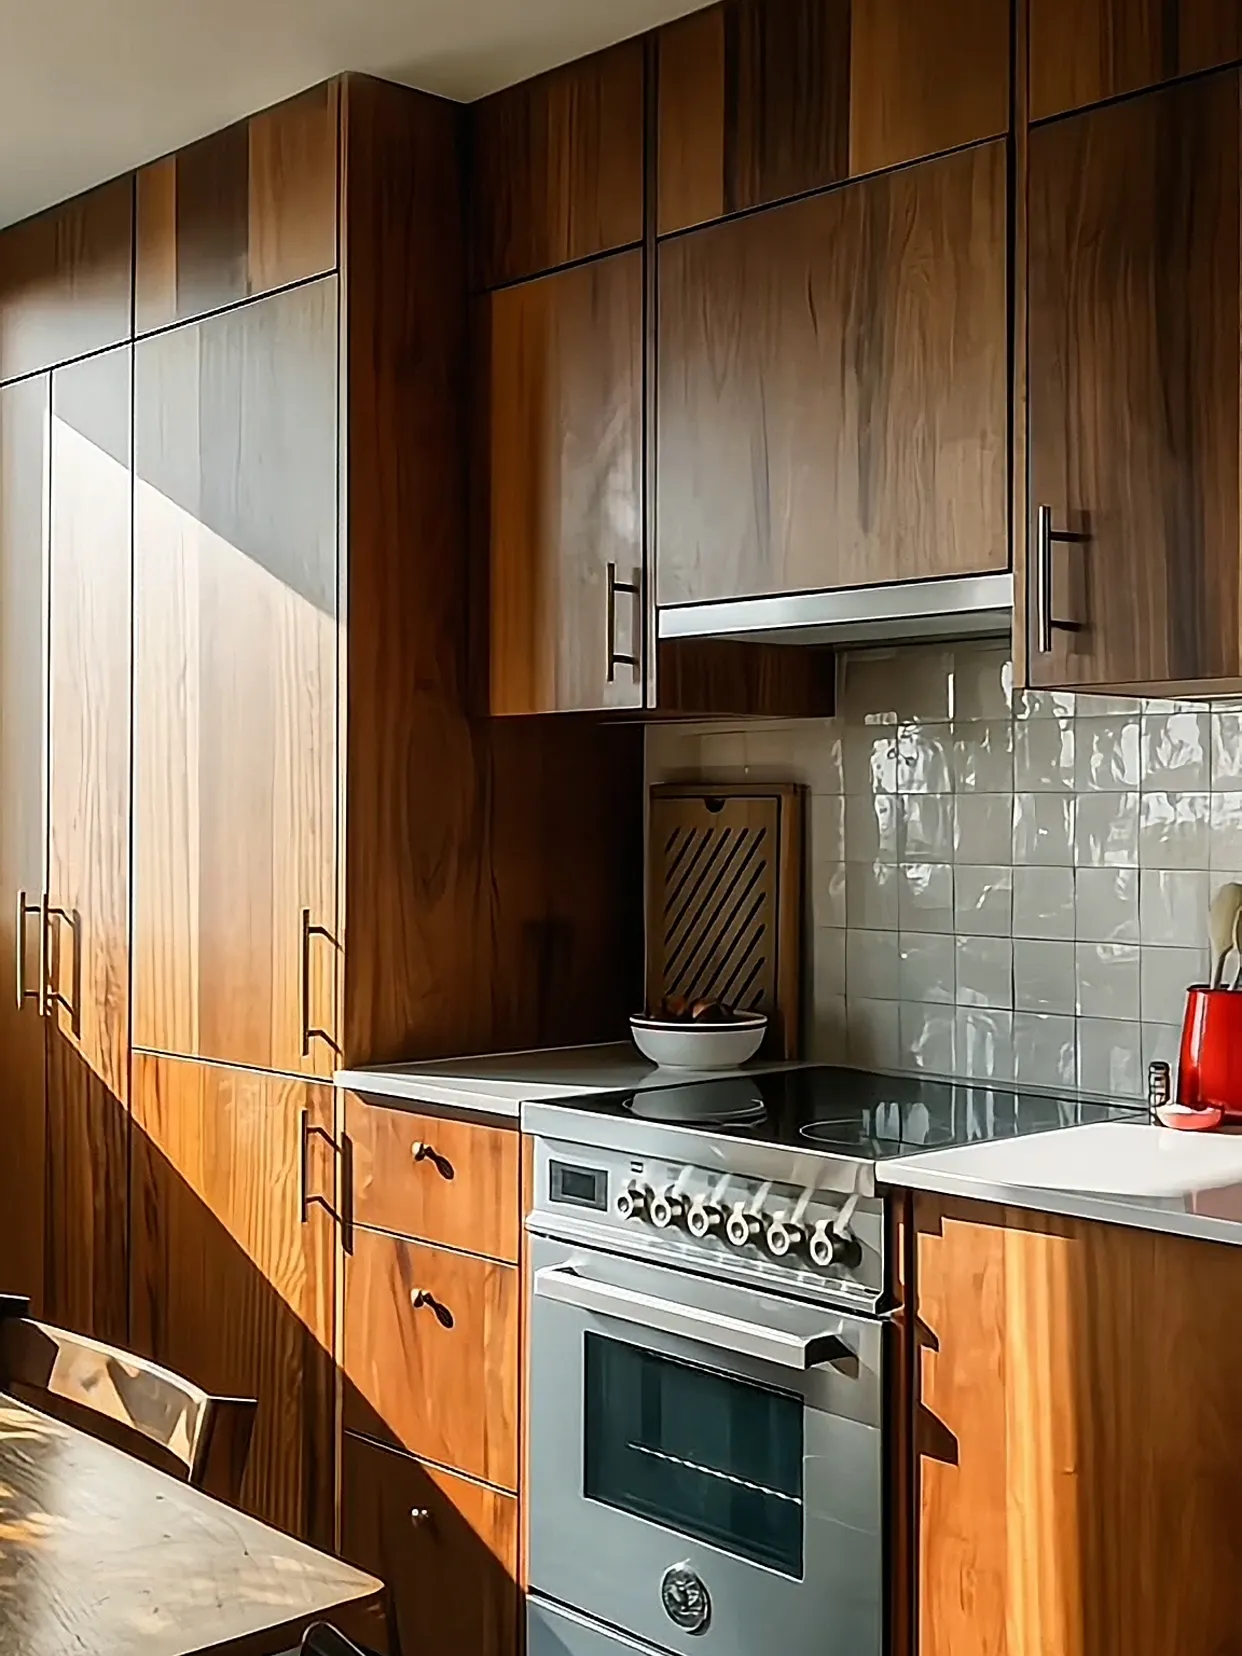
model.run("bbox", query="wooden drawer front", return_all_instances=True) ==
[345,1098,520,1261]
[341,1433,518,1656]
[344,1230,519,1489]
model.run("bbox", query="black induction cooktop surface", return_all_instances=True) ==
[575,1065,1143,1159]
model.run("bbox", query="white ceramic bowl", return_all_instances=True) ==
[629,1012,767,1071]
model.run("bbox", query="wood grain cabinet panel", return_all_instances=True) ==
[478,249,643,714]
[916,1193,1242,1656]
[130,1054,336,1547]
[345,1098,520,1262]
[0,377,49,1310]
[343,1229,519,1490]
[136,81,338,333]
[1027,70,1240,689]
[132,277,338,1076]
[658,138,1008,605]
[341,1433,519,1656]
[0,177,133,383]
[657,0,1009,235]
[469,40,644,289]
[1030,0,1241,121]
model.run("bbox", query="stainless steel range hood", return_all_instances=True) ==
[657,571,1014,649]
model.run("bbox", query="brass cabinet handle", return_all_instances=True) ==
[44,903,79,1031]
[14,891,43,1013]
[606,561,641,683]
[1034,505,1088,654]
[299,907,336,1058]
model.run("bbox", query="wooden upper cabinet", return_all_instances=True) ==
[135,81,338,333]
[132,277,338,1075]
[0,178,133,383]
[657,0,1010,235]
[1027,70,1240,690]
[1030,0,1241,122]
[478,249,644,714]
[658,138,1008,606]
[469,40,644,289]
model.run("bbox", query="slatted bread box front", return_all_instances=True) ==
[646,783,804,1059]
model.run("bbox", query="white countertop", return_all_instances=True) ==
[336,1042,795,1119]
[880,1119,1242,1247]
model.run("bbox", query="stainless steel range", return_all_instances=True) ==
[523,1066,1136,1656]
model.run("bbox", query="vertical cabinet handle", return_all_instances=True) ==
[606,562,641,684]
[44,903,79,1031]
[14,891,43,1013]
[1034,505,1088,654]
[299,908,336,1058]
[299,1108,338,1225]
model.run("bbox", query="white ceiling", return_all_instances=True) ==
[1,0,701,229]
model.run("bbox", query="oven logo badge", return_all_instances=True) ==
[661,1563,711,1633]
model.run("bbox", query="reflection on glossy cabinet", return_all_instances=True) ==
[341,1434,519,1656]
[0,177,133,384]
[132,277,338,1076]
[916,1193,1242,1656]
[130,1053,336,1546]
[1027,71,1240,689]
[469,40,644,289]
[343,1228,519,1490]
[658,139,1008,606]
[1029,0,1241,122]
[477,250,643,714]
[136,82,338,333]
[0,377,49,1310]
[657,0,1010,235]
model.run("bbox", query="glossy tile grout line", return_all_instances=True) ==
[646,642,1242,1099]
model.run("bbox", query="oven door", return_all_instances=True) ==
[528,1234,884,1656]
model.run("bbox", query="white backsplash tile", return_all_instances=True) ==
[646,642,1236,1101]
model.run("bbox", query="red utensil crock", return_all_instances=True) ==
[1178,987,1242,1120]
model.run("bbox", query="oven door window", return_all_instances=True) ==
[582,1332,804,1577]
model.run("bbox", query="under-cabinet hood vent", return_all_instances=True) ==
[657,571,1014,649]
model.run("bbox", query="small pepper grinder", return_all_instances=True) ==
[1147,1060,1172,1122]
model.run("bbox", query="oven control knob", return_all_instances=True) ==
[809,1220,863,1269]
[725,1204,762,1248]
[685,1198,723,1239]
[616,1182,651,1221]
[649,1187,687,1229]
[764,1217,804,1259]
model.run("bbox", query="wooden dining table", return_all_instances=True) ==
[0,1393,383,1655]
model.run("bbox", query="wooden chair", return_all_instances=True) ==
[0,1294,256,1502]
[301,1625,376,1655]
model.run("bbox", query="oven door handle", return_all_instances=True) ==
[534,1265,849,1371]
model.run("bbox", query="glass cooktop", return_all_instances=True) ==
[583,1065,1143,1159]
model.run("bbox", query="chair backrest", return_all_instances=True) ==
[301,1625,370,1656]
[0,1305,256,1502]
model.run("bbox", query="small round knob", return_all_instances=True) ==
[808,1220,863,1270]
[725,1203,762,1248]
[649,1187,686,1229]
[409,1507,431,1528]
[616,1182,650,1221]
[685,1198,723,1239]
[764,1217,804,1259]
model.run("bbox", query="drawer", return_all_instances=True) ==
[345,1095,520,1262]
[341,1433,518,1656]
[343,1229,519,1489]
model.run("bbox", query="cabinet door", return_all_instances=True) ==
[469,41,644,289]
[133,278,338,1075]
[341,1433,519,1656]
[43,345,133,1342]
[130,1053,336,1545]
[136,82,338,333]
[1030,0,1240,122]
[1028,72,1239,689]
[0,177,133,383]
[0,376,49,1309]
[657,0,1010,235]
[480,250,643,714]
[658,139,1007,606]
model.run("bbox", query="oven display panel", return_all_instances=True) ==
[550,1161,608,1212]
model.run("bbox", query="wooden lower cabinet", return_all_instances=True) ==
[343,1227,519,1491]
[129,1053,336,1546]
[340,1433,519,1656]
[915,1193,1242,1656]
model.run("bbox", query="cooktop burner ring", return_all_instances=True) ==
[626,1079,768,1125]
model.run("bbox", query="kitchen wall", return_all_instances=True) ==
[646,642,1242,1098]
